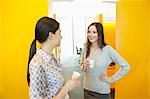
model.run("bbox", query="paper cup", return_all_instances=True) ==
[89,59,95,68]
[65,94,69,99]
[72,71,81,79]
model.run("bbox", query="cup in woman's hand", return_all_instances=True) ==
[72,71,81,79]
[89,59,95,68]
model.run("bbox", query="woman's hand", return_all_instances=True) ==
[64,77,80,92]
[98,74,110,83]
[81,59,90,69]
[52,77,80,99]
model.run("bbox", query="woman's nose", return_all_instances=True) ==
[88,33,93,36]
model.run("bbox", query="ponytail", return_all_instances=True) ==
[27,16,60,86]
[27,39,36,86]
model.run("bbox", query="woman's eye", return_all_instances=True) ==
[93,31,97,33]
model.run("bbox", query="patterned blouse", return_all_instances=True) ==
[29,48,65,99]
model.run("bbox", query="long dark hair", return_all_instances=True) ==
[85,22,107,58]
[27,17,59,86]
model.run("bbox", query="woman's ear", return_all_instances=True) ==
[48,32,54,40]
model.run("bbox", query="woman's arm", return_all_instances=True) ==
[106,46,131,83]
[29,64,46,99]
[52,86,68,99]
[80,47,89,72]
[52,78,80,99]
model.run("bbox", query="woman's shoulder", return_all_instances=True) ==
[102,45,118,55]
[103,44,114,50]
[29,54,43,67]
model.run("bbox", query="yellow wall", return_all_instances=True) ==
[103,23,116,48]
[0,0,49,98]
[148,0,150,98]
[116,0,150,99]
[0,2,2,98]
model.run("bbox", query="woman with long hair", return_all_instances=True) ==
[80,22,130,99]
[27,17,80,99]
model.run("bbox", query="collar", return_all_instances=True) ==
[36,48,54,62]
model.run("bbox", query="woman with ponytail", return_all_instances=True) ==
[27,17,80,99]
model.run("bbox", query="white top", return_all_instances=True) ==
[80,45,130,94]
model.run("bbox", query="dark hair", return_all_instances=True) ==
[85,22,107,58]
[27,17,59,86]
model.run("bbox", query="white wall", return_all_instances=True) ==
[52,1,116,20]
[49,0,116,62]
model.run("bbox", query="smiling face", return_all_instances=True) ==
[87,25,98,44]
[85,22,107,58]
